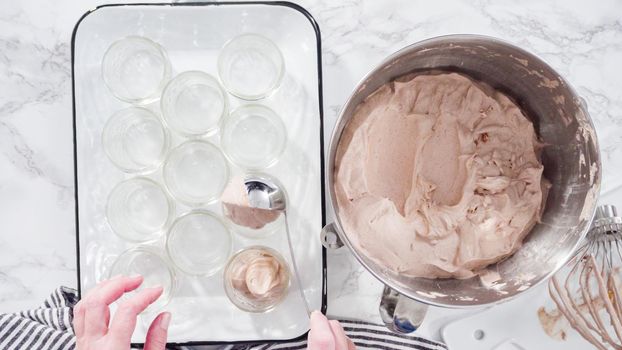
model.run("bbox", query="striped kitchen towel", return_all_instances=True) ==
[0,287,77,350]
[222,320,448,350]
[0,287,447,350]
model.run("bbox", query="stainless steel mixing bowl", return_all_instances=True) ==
[323,35,601,315]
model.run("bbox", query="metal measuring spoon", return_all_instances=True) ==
[242,174,311,316]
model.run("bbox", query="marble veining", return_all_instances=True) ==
[1,0,621,343]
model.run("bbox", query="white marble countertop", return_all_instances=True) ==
[2,0,622,345]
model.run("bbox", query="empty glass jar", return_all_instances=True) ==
[160,71,228,137]
[109,246,177,311]
[162,140,230,205]
[218,34,284,100]
[220,104,287,169]
[102,107,170,174]
[106,177,174,242]
[102,36,171,104]
[166,210,232,276]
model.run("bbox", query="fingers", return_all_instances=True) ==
[328,320,349,350]
[308,311,335,350]
[72,301,85,337]
[73,277,118,338]
[81,275,144,338]
[144,312,171,350]
[308,312,355,350]
[87,275,144,306]
[108,286,164,347]
[83,303,110,338]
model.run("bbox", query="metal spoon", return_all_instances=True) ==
[243,174,311,315]
[244,174,286,212]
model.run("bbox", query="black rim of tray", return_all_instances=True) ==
[70,1,327,346]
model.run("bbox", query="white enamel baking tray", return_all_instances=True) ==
[71,2,325,345]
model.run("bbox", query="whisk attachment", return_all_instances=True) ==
[549,204,622,349]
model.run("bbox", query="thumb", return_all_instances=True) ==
[144,312,171,350]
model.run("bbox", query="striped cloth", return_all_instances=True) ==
[223,320,448,350]
[0,288,447,350]
[0,287,77,350]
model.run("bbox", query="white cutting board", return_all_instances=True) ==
[441,271,592,350]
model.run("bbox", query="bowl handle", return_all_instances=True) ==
[321,222,344,249]
[379,285,428,333]
[320,222,428,332]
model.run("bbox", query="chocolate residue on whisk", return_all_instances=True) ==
[537,296,607,342]
[543,263,622,344]
[537,306,568,341]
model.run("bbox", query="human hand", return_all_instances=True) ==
[73,275,170,350]
[308,311,355,350]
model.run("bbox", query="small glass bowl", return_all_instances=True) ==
[102,107,170,174]
[223,246,290,313]
[223,210,283,240]
[161,71,228,137]
[220,176,283,239]
[102,36,171,104]
[220,104,287,169]
[166,210,232,276]
[163,140,230,205]
[106,177,174,243]
[217,34,285,100]
[109,246,177,311]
